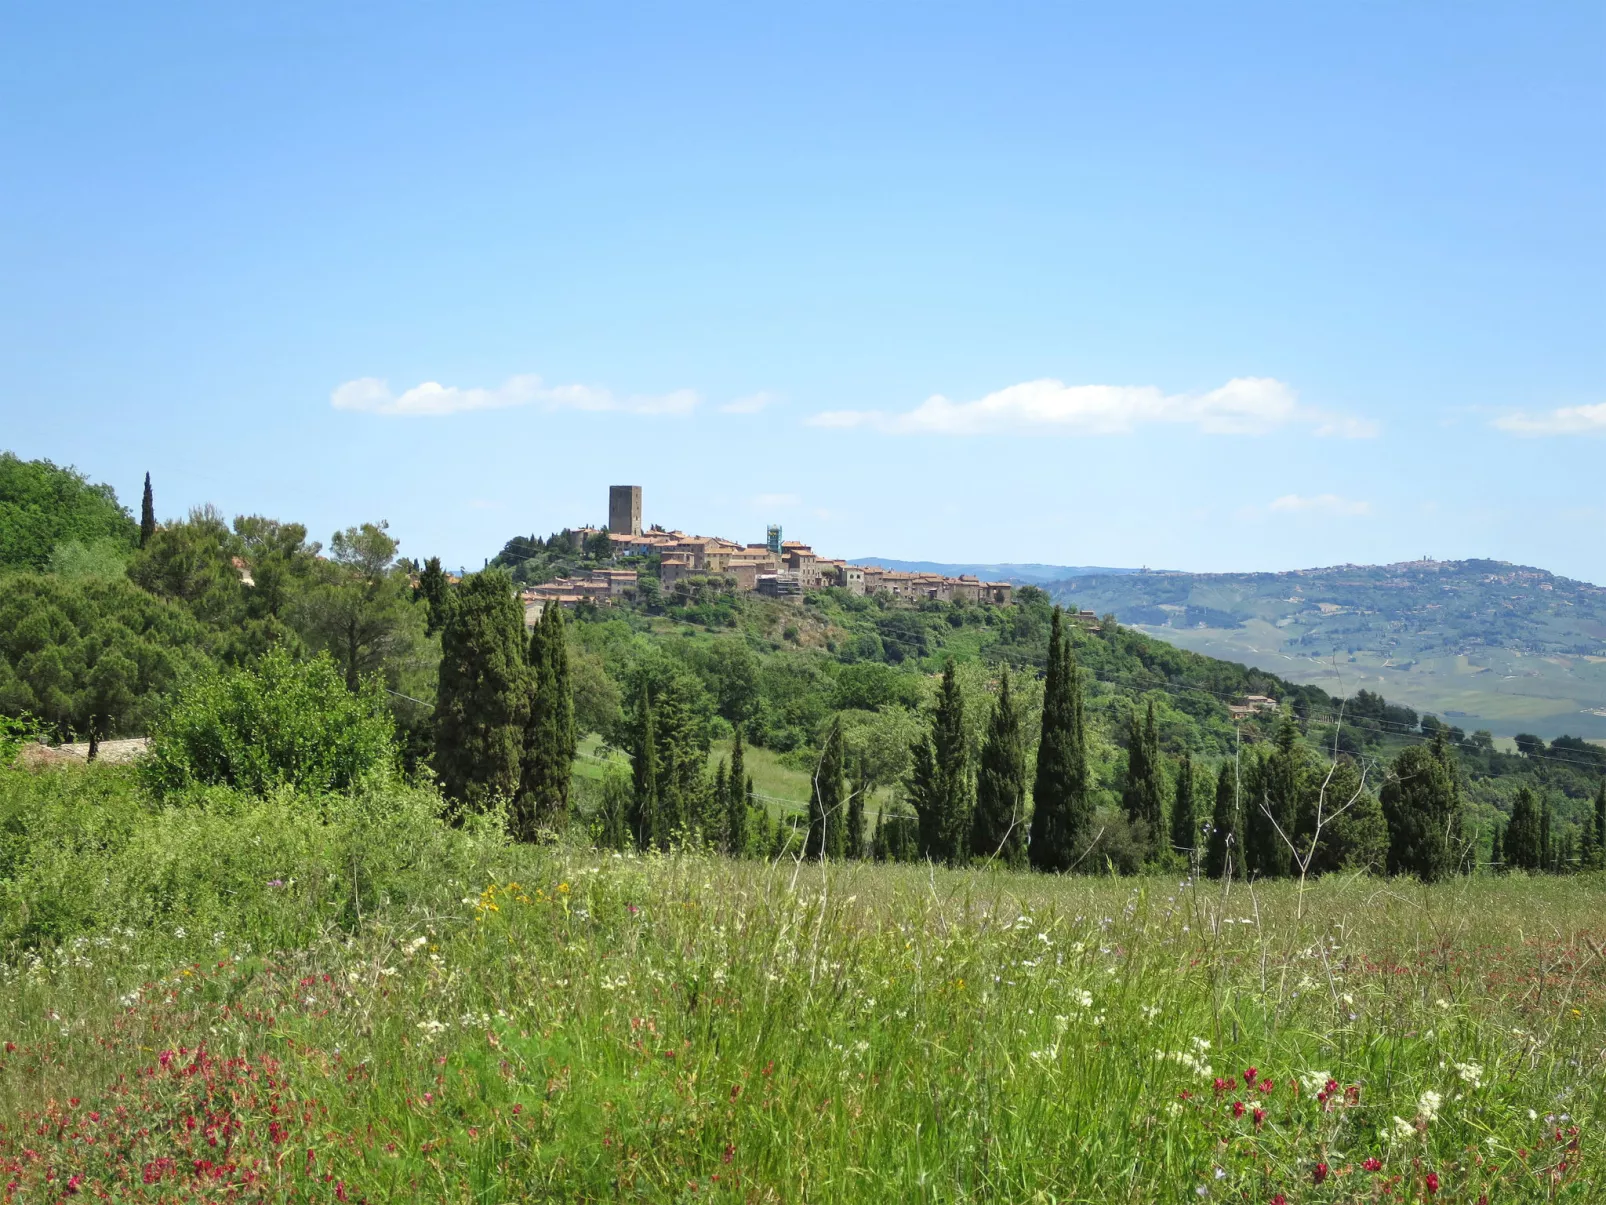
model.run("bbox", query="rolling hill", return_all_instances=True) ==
[1042,559,1606,739]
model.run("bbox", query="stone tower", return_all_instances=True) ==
[609,485,642,536]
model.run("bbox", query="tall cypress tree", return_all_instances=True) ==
[1591,779,1606,870]
[139,472,156,549]
[808,716,847,859]
[433,568,528,813]
[628,679,661,850]
[1540,797,1554,873]
[712,759,729,849]
[727,727,749,855]
[514,602,576,839]
[418,556,452,637]
[1245,717,1303,878]
[1170,752,1197,866]
[1490,822,1504,872]
[847,754,869,859]
[1122,700,1166,857]
[973,672,1027,864]
[907,662,972,864]
[1379,732,1463,882]
[1030,608,1091,872]
[1503,786,1542,871]
[1205,759,1240,879]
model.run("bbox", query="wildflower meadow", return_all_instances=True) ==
[1,766,1601,1202]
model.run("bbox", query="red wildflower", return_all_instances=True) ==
[1363,1158,1383,1172]
[1233,1101,1246,1118]
[1425,1171,1440,1194]
[65,1173,83,1194]
[1213,1077,1230,1093]
[1259,1078,1276,1093]
[1253,1108,1266,1127]
[1272,1196,1287,1205]
[1244,1066,1259,1085]
[336,1181,349,1201]
[1313,1162,1330,1185]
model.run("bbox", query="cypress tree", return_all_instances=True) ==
[972,672,1027,864]
[1490,822,1504,872]
[1591,779,1606,870]
[1030,609,1091,872]
[1245,717,1303,878]
[1121,701,1166,859]
[1170,752,1197,866]
[419,556,452,637]
[514,602,577,839]
[433,568,528,813]
[726,729,749,855]
[1540,797,1554,873]
[1503,786,1542,870]
[712,758,729,849]
[907,662,972,864]
[1204,760,1240,879]
[1379,732,1463,882]
[808,716,847,859]
[847,755,869,859]
[629,679,661,850]
[139,472,155,548]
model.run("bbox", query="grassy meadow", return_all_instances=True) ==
[2,765,1603,1203]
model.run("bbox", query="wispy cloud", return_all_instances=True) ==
[722,391,779,414]
[331,373,698,417]
[1492,402,1606,436]
[752,492,802,508]
[807,376,1376,438]
[1267,493,1373,517]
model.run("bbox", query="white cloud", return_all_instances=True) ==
[1492,402,1606,436]
[752,492,802,508]
[807,376,1375,438]
[330,373,698,417]
[1267,493,1373,517]
[722,391,779,414]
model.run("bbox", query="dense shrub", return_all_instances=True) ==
[141,648,397,798]
[0,763,505,948]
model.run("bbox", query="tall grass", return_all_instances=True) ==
[0,765,1600,1201]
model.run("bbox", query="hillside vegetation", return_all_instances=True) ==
[1046,560,1606,739]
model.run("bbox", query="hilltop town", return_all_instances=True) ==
[519,485,1016,618]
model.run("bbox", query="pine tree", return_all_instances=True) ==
[433,569,529,813]
[972,672,1027,864]
[1379,732,1463,882]
[139,472,155,549]
[1029,609,1091,872]
[418,557,452,637]
[907,662,972,864]
[1204,760,1240,879]
[1503,786,1542,871]
[807,716,847,859]
[514,603,576,840]
[726,728,749,856]
[628,679,661,850]
[1170,752,1197,866]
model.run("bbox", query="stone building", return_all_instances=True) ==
[608,485,643,536]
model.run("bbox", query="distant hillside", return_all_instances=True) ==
[854,558,1141,583]
[1044,559,1606,740]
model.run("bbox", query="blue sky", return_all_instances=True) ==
[3,3,1603,579]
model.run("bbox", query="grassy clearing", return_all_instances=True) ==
[2,770,1602,1202]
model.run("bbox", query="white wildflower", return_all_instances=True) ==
[1392,1115,1418,1139]
[1300,1070,1333,1095]
[1418,1089,1441,1121]
[1454,1062,1483,1089]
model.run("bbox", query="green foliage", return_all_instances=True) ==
[1380,735,1465,882]
[139,472,155,548]
[806,715,847,859]
[1169,751,1197,864]
[727,727,749,855]
[0,452,137,571]
[1244,716,1304,878]
[417,556,452,636]
[0,572,209,739]
[141,648,397,798]
[1502,786,1543,871]
[1120,700,1166,861]
[514,603,577,839]
[1300,757,1388,875]
[433,569,528,812]
[907,662,972,864]
[298,520,429,694]
[972,671,1027,864]
[48,536,131,581]
[1030,609,1092,871]
[1204,759,1240,878]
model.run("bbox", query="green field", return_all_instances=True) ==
[2,764,1602,1202]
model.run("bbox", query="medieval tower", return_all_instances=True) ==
[609,485,643,535]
